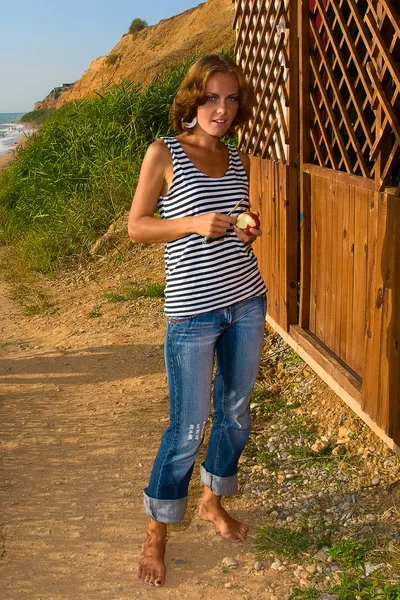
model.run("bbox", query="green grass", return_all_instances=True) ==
[329,538,368,569]
[20,108,56,126]
[256,451,277,470]
[330,571,400,599]
[281,348,303,367]
[251,387,286,418]
[105,282,165,302]
[0,55,205,273]
[254,525,313,559]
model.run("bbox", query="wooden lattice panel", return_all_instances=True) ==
[234,0,294,163]
[307,0,400,189]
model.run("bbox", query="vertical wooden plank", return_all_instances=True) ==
[279,163,285,328]
[299,170,311,330]
[315,176,328,342]
[363,192,387,425]
[385,194,400,443]
[332,178,343,357]
[340,182,350,361]
[250,156,262,264]
[309,173,317,334]
[275,160,283,326]
[286,163,299,328]
[268,160,276,321]
[265,160,273,309]
[377,193,400,439]
[299,0,311,330]
[344,187,356,369]
[269,162,280,323]
[250,156,268,295]
[324,177,334,349]
[351,187,369,377]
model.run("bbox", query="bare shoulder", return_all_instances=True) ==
[144,139,172,167]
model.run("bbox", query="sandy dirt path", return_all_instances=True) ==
[0,274,288,600]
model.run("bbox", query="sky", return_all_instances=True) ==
[0,0,203,113]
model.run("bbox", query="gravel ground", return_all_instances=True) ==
[2,241,400,599]
[238,326,400,598]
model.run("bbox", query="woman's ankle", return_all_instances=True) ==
[146,518,167,537]
[200,485,222,507]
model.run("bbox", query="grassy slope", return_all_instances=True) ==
[0,59,198,272]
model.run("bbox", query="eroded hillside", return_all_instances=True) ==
[35,0,235,110]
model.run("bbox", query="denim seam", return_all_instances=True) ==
[154,326,180,499]
[214,327,228,475]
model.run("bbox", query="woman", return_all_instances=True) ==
[128,54,267,587]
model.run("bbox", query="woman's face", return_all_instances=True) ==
[196,72,240,137]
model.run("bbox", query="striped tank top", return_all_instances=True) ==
[158,137,267,317]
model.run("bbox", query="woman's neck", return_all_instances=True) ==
[180,130,224,151]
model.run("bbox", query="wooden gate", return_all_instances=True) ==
[234,0,400,448]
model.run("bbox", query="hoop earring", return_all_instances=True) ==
[181,116,197,129]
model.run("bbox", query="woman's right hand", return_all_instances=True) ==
[192,212,236,238]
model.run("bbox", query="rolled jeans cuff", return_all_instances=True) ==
[200,463,238,496]
[143,489,188,524]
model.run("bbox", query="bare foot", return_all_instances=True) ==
[137,518,166,586]
[199,488,249,543]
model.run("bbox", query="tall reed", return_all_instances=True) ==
[0,58,197,272]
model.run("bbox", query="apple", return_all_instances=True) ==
[236,211,260,234]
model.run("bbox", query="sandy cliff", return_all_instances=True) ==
[35,0,235,110]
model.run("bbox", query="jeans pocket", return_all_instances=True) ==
[167,315,194,325]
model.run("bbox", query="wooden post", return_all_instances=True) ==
[299,0,311,329]
[363,191,400,444]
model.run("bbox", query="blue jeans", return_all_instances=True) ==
[143,294,266,523]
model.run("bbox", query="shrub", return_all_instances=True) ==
[129,18,148,35]
[20,109,56,126]
[106,53,120,66]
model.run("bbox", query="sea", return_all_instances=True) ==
[0,113,33,156]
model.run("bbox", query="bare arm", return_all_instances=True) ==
[128,141,235,244]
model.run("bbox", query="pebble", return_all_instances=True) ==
[293,567,303,579]
[311,438,331,452]
[364,562,381,576]
[222,557,239,569]
[254,561,264,571]
[305,564,317,574]
[371,476,380,486]
[270,558,282,571]
[315,550,328,561]
[224,582,232,589]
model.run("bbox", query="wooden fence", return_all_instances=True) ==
[234,0,400,448]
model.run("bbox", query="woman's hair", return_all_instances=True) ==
[170,54,254,136]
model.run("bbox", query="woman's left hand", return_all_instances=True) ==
[233,225,262,244]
